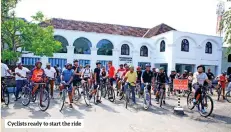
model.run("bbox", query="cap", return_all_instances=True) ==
[159,67,164,70]
[96,61,101,65]
[171,69,176,72]
[145,64,151,67]
[129,65,134,69]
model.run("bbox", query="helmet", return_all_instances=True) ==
[73,59,78,63]
[159,67,164,70]
[66,63,72,66]
[35,61,42,66]
[184,70,188,72]
[137,66,141,71]
[129,65,134,69]
[171,69,176,72]
[96,61,101,65]
[145,64,151,67]
[222,71,227,74]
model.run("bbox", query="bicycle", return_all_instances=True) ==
[92,83,102,104]
[1,80,9,105]
[82,80,92,106]
[226,89,231,103]
[124,82,135,109]
[104,79,115,102]
[73,82,82,102]
[143,82,151,110]
[156,82,166,107]
[217,84,222,101]
[187,83,214,117]
[136,81,141,98]
[60,82,71,111]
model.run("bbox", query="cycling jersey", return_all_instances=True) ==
[156,72,167,83]
[137,71,142,81]
[192,72,208,85]
[117,68,125,78]
[169,74,176,83]
[82,68,91,78]
[101,71,107,77]
[31,68,46,82]
[108,66,115,78]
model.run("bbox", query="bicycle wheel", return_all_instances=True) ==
[38,89,50,111]
[187,92,195,110]
[143,91,150,110]
[226,90,231,103]
[217,87,221,101]
[3,88,9,105]
[83,87,91,106]
[74,88,81,101]
[60,89,66,111]
[199,95,214,117]
[125,90,129,109]
[21,88,31,106]
[108,87,115,102]
[159,89,164,107]
[101,85,107,98]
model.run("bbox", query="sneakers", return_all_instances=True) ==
[201,109,207,114]
[69,104,73,108]
[40,103,45,107]
[193,99,196,104]
[96,100,102,103]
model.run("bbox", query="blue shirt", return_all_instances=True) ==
[62,69,74,82]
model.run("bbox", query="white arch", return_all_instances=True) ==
[139,42,154,50]
[118,40,134,49]
[175,36,197,47]
[200,39,221,49]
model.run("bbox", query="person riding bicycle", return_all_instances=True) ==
[141,64,154,105]
[44,63,57,99]
[81,64,92,87]
[108,61,116,87]
[180,70,188,79]
[124,65,137,105]
[1,60,12,102]
[155,67,168,104]
[169,70,177,94]
[30,61,46,107]
[72,59,82,99]
[15,63,30,101]
[116,64,125,90]
[60,63,74,108]
[192,65,211,113]
[89,61,102,103]
[120,65,130,95]
[136,66,142,84]
[218,71,228,99]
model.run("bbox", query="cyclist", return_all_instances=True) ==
[60,63,74,108]
[44,63,57,99]
[141,64,153,105]
[124,65,137,105]
[81,64,92,87]
[218,72,228,99]
[136,66,142,84]
[116,64,125,91]
[108,61,115,99]
[192,65,211,113]
[100,66,108,83]
[14,63,30,101]
[180,70,188,79]
[89,61,102,103]
[206,68,214,81]
[1,60,12,102]
[30,61,46,107]
[156,67,168,104]
[72,60,82,99]
[188,72,193,92]
[169,70,177,94]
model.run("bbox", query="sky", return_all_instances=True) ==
[14,0,229,36]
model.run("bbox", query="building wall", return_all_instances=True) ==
[20,29,223,75]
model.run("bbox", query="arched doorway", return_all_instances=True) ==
[97,39,114,56]
[54,35,69,53]
[73,37,92,54]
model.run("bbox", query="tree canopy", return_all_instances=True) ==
[1,0,62,63]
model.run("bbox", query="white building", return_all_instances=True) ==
[20,18,223,75]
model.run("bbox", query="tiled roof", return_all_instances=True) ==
[40,18,176,38]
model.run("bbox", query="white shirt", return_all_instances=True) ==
[82,68,91,78]
[44,67,56,79]
[192,72,208,85]
[15,67,30,80]
[1,63,9,77]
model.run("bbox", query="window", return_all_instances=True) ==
[73,37,91,54]
[228,54,231,62]
[227,67,231,75]
[121,44,130,55]
[181,39,189,52]
[205,42,212,54]
[160,40,165,52]
[140,46,148,57]
[54,35,69,53]
[97,39,114,56]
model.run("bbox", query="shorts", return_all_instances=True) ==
[141,83,151,92]
[61,81,72,92]
[73,80,81,86]
[109,78,115,86]
[83,77,90,81]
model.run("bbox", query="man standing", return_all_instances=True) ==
[108,61,115,87]
[218,72,228,99]
[44,63,56,99]
[206,68,214,81]
[169,70,177,94]
[72,60,82,99]
[1,60,11,102]
[15,63,30,101]
[156,67,168,104]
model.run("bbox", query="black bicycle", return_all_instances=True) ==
[60,82,71,111]
[1,80,9,105]
[103,78,115,102]
[225,88,231,103]
[125,82,135,109]
[156,82,166,107]
[187,83,214,117]
[217,84,222,101]
[82,80,92,106]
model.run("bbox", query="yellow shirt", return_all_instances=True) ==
[125,71,137,86]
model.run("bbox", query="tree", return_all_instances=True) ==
[1,0,62,63]
[220,9,231,55]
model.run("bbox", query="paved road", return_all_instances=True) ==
[1,91,231,132]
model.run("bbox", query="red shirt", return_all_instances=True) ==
[122,69,129,77]
[108,66,115,78]
[31,68,45,82]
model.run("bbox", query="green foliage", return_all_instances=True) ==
[1,0,62,63]
[220,10,231,55]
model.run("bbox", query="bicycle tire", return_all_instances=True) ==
[38,90,50,111]
[226,90,231,103]
[21,88,31,106]
[187,92,195,110]
[159,89,164,107]
[199,95,214,117]
[125,91,129,109]
[108,88,115,102]
[83,86,91,106]
[143,91,150,110]
[60,89,66,111]
[217,87,221,101]
[101,85,107,98]
[74,88,81,101]
[3,88,9,105]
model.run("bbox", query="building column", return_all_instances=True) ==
[66,46,74,63]
[132,50,139,68]
[167,61,175,76]
[90,47,98,69]
[112,48,119,69]
[40,56,48,69]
